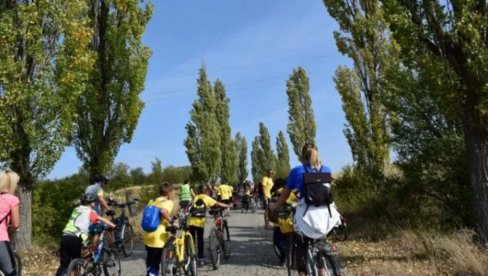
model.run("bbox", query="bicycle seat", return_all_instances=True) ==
[106,210,116,216]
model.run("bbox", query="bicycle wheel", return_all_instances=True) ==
[306,248,317,276]
[66,258,87,276]
[317,249,343,276]
[222,221,231,259]
[272,230,282,259]
[102,249,121,276]
[13,252,22,276]
[286,244,298,276]
[120,223,134,257]
[161,244,177,276]
[183,234,197,276]
[208,228,221,270]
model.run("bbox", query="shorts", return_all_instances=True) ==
[263,198,270,209]
[222,199,231,205]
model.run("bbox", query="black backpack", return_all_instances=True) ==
[302,166,333,216]
[190,198,207,218]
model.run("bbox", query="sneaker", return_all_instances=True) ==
[197,259,207,267]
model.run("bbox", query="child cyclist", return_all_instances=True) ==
[55,193,116,276]
[143,182,175,276]
[188,184,229,267]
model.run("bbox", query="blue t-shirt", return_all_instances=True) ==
[286,164,332,199]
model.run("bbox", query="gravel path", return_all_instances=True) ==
[121,209,287,276]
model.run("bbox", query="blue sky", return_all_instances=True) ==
[48,0,353,179]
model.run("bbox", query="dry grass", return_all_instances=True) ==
[339,229,488,276]
[421,229,488,275]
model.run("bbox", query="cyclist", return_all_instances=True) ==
[269,178,297,266]
[188,184,229,267]
[241,181,252,213]
[0,170,20,276]
[270,143,341,275]
[262,169,274,230]
[179,180,193,211]
[55,193,116,276]
[85,174,111,215]
[216,183,233,216]
[143,182,175,276]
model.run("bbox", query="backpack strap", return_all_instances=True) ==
[0,193,11,225]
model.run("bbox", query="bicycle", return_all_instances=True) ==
[330,215,347,242]
[248,195,257,213]
[0,251,22,276]
[207,206,231,270]
[270,202,295,260]
[161,210,197,276]
[105,198,137,257]
[66,224,121,276]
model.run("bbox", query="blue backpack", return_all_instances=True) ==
[141,199,162,232]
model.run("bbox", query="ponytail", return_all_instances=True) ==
[301,143,321,169]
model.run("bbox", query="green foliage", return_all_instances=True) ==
[381,0,488,237]
[275,131,291,179]
[286,67,316,159]
[214,80,238,184]
[235,132,249,184]
[258,122,275,171]
[147,158,164,184]
[251,137,262,183]
[33,173,88,244]
[161,165,191,184]
[324,0,394,186]
[0,0,94,249]
[251,123,276,182]
[72,0,153,181]
[184,65,222,182]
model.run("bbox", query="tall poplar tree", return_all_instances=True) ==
[275,131,291,179]
[251,137,263,183]
[286,67,316,159]
[214,80,237,184]
[184,66,221,182]
[0,0,94,249]
[235,132,249,184]
[323,0,394,184]
[382,0,488,240]
[258,122,276,174]
[72,0,153,181]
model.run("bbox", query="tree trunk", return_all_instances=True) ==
[463,113,488,242]
[12,185,32,251]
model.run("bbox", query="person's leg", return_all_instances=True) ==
[294,235,308,274]
[145,246,162,276]
[263,198,271,229]
[0,241,16,276]
[55,235,82,276]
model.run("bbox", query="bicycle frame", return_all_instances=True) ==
[164,210,197,274]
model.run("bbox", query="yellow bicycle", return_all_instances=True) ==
[161,211,198,276]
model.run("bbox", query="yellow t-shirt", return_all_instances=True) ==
[188,194,217,228]
[228,185,234,198]
[262,176,274,199]
[217,184,231,200]
[143,197,174,248]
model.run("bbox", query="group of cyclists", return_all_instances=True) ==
[0,142,342,276]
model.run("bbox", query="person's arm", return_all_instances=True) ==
[161,208,172,223]
[269,188,291,211]
[10,204,20,230]
[97,215,116,228]
[98,195,111,212]
[215,201,229,209]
